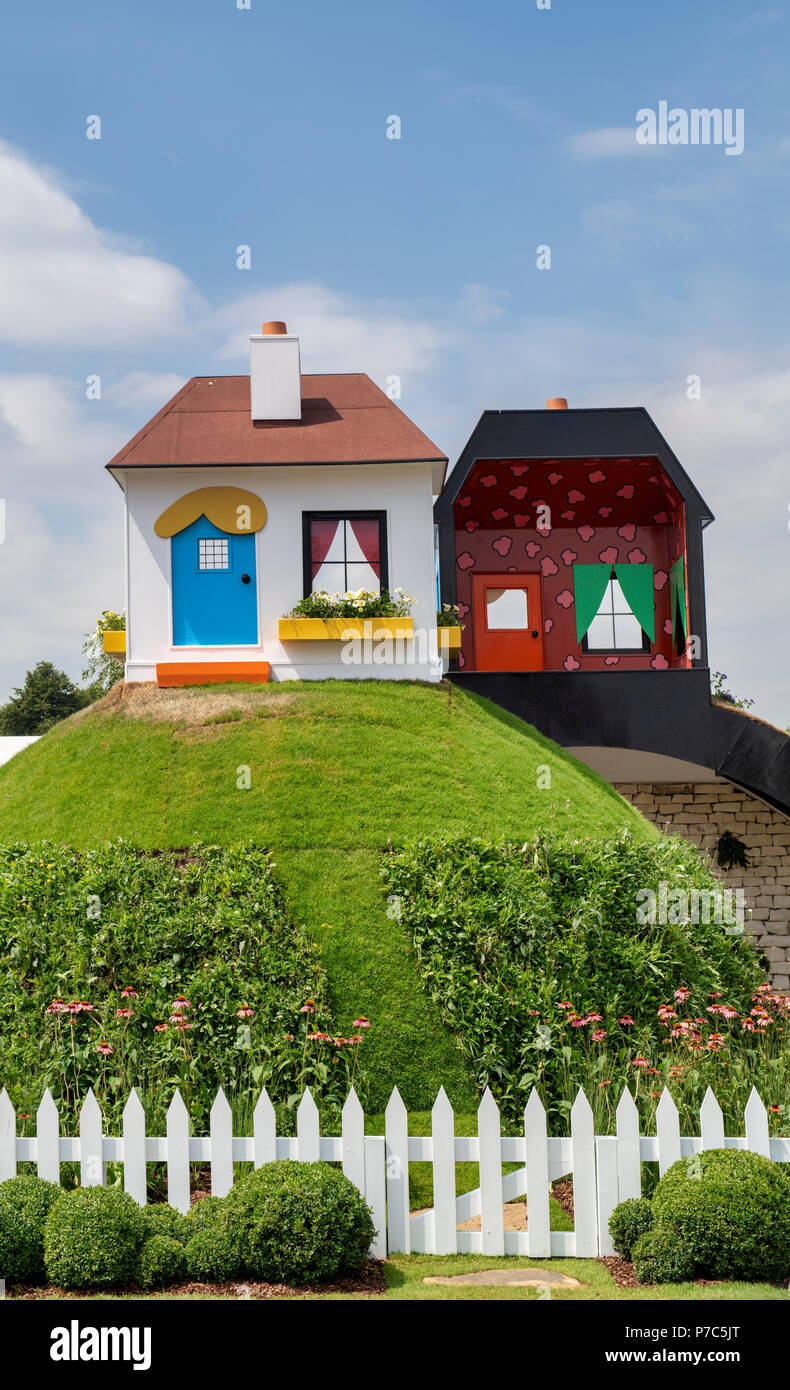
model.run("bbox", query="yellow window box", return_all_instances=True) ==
[102,630,126,657]
[278,617,415,641]
[438,626,462,653]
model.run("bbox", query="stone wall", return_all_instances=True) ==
[614,781,790,990]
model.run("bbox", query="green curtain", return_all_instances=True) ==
[669,555,687,644]
[614,563,655,642]
[573,564,612,643]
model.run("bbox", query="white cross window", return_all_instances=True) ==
[198,538,229,571]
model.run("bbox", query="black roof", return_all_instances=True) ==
[434,407,714,525]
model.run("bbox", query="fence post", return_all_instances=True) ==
[296,1088,320,1162]
[595,1136,619,1255]
[123,1089,147,1206]
[0,1089,15,1182]
[210,1088,234,1197]
[80,1089,105,1188]
[745,1087,771,1158]
[341,1087,366,1196]
[253,1088,276,1167]
[615,1087,641,1202]
[36,1089,60,1184]
[478,1088,504,1255]
[700,1086,725,1151]
[524,1089,550,1258]
[385,1087,411,1254]
[364,1135,387,1259]
[656,1089,681,1177]
[571,1088,598,1257]
[166,1090,191,1214]
[432,1087,456,1255]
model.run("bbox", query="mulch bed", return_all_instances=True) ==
[598,1256,641,1288]
[550,1179,574,1221]
[10,1260,388,1300]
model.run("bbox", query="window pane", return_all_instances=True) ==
[346,519,380,565]
[614,614,644,648]
[486,587,528,629]
[346,561,381,594]
[198,537,229,571]
[587,614,615,649]
[610,578,628,612]
[312,561,346,595]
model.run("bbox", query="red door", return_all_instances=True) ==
[471,573,544,671]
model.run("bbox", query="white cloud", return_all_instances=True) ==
[565,126,652,158]
[105,371,188,410]
[0,140,202,348]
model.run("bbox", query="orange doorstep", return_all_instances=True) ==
[156,662,270,687]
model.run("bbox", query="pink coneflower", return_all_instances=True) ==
[708,991,723,1000]
[584,1013,603,1024]
[632,1056,649,1069]
[741,1018,755,1032]
[284,1033,294,1042]
[707,1033,726,1051]
[154,1023,168,1032]
[237,1005,254,1019]
[97,1040,113,1056]
[720,1005,739,1021]
[172,1018,191,1031]
[570,1015,586,1028]
[668,1065,683,1078]
[306,1030,329,1042]
[115,1008,132,1019]
[352,1017,370,1029]
[657,1005,677,1022]
[334,1037,347,1047]
[557,1001,573,1011]
[769,1104,781,1114]
[649,1090,662,1099]
[598,1080,611,1088]
[591,1028,606,1042]
[80,1001,94,1013]
[349,1034,363,1044]
[617,1015,635,1027]
[46,999,67,1014]
[120,987,138,999]
[300,1000,316,1014]
[171,995,191,1013]
[674,986,691,1003]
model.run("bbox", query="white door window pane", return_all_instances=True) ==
[486,587,528,630]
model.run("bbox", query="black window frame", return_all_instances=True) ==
[580,568,652,654]
[302,511,389,598]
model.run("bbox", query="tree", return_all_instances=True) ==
[0,662,93,735]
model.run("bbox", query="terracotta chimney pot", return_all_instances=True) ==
[546,397,568,410]
[261,321,287,335]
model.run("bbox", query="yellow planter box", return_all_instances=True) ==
[438,626,462,653]
[102,630,126,657]
[278,617,414,641]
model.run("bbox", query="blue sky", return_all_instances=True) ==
[0,0,788,721]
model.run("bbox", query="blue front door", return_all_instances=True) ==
[171,515,258,646]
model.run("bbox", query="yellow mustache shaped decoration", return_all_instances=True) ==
[154,486,267,538]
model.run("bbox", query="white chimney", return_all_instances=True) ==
[249,320,302,421]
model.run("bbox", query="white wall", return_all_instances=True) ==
[120,463,442,682]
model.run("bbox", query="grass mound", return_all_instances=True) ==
[0,680,655,1109]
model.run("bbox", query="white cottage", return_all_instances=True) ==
[105,322,448,685]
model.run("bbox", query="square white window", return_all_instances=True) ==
[198,537,229,571]
[583,575,648,652]
[486,587,529,630]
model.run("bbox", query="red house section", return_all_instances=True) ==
[453,456,690,672]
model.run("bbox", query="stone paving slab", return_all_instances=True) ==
[423,1267,581,1288]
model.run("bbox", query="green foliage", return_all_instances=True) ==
[185,1225,239,1283]
[138,1234,187,1289]
[608,1198,654,1260]
[384,832,764,1124]
[0,1175,61,1278]
[632,1227,695,1285]
[288,588,413,618]
[221,1160,374,1285]
[710,670,754,711]
[44,1186,146,1289]
[648,1149,790,1284]
[141,1203,191,1246]
[81,609,126,698]
[185,1195,224,1234]
[0,840,368,1132]
[0,1203,39,1283]
[0,661,92,735]
[436,604,461,628]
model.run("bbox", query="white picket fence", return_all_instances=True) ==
[1,1082,788,1259]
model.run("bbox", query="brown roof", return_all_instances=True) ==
[106,374,447,485]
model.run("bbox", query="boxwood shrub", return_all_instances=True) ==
[647,1148,790,1284]
[44,1187,146,1289]
[632,1227,695,1285]
[185,1195,224,1235]
[138,1234,187,1289]
[185,1226,239,1283]
[608,1197,654,1261]
[0,1175,61,1279]
[0,1203,39,1284]
[221,1160,374,1284]
[141,1203,191,1246]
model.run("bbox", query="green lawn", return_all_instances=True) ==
[0,679,654,1107]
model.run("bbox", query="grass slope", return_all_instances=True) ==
[0,680,654,1107]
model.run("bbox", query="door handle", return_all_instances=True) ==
[531,629,539,638]
[241,574,251,584]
